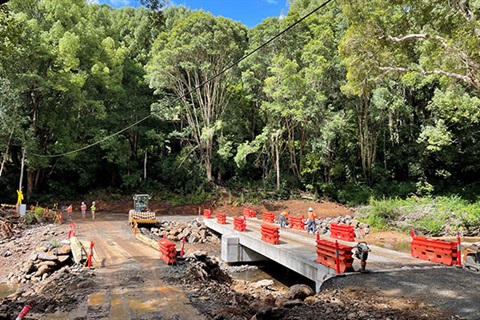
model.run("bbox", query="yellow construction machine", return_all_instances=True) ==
[463,243,480,273]
[128,194,156,226]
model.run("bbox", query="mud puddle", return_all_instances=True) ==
[0,284,17,299]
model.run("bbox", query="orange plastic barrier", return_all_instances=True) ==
[410,230,459,266]
[289,216,304,230]
[243,208,257,218]
[204,209,212,219]
[158,238,177,264]
[315,237,354,274]
[330,223,355,242]
[261,224,280,244]
[217,213,227,224]
[263,212,275,223]
[234,217,246,232]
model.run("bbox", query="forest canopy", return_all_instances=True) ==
[1,0,480,205]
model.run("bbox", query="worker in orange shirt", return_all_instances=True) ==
[67,204,73,220]
[81,202,87,219]
[306,207,317,234]
[279,211,289,228]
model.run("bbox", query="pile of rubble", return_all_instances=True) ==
[7,241,74,284]
[0,227,97,317]
[144,219,221,244]
[314,215,369,237]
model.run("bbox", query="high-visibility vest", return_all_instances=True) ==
[67,205,73,213]
[280,211,289,218]
[81,204,87,211]
[307,211,316,220]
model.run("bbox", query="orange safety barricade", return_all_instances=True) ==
[204,209,212,219]
[330,223,355,242]
[158,238,177,265]
[315,237,354,274]
[261,224,280,244]
[289,216,304,230]
[234,217,246,232]
[263,212,275,223]
[410,230,459,266]
[217,213,227,224]
[243,208,257,218]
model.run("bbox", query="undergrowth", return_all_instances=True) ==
[358,196,480,236]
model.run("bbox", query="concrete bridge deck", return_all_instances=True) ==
[204,216,438,290]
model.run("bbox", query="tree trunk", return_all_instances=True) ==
[144,149,147,180]
[0,129,14,177]
[275,138,280,191]
[18,145,26,193]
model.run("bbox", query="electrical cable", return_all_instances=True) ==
[31,0,335,158]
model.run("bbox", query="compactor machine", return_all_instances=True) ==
[128,194,156,226]
[463,243,480,273]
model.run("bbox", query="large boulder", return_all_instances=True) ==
[287,284,315,301]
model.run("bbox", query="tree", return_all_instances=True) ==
[147,10,248,182]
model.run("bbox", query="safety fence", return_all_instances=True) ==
[263,212,275,223]
[410,230,461,266]
[330,223,355,242]
[217,213,227,224]
[315,236,354,274]
[261,224,280,244]
[243,208,257,218]
[158,238,177,265]
[204,209,212,219]
[234,217,246,232]
[289,216,304,230]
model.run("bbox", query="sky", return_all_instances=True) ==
[91,0,290,28]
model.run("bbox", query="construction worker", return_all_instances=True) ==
[81,202,87,219]
[279,211,289,228]
[67,204,73,220]
[91,201,96,220]
[306,207,317,234]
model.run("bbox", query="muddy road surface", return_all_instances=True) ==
[43,213,203,319]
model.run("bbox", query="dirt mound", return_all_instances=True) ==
[97,199,354,218]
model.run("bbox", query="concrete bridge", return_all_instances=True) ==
[204,216,435,291]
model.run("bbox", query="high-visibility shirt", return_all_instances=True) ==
[307,211,316,220]
[280,211,289,218]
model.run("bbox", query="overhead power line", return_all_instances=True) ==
[32,0,335,158]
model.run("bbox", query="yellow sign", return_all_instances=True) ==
[16,190,23,205]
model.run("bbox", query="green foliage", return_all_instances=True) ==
[360,196,480,236]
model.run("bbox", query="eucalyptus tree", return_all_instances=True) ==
[147,10,248,183]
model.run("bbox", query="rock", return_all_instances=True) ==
[192,250,207,259]
[304,296,317,304]
[251,279,274,289]
[287,284,314,301]
[35,246,48,253]
[29,253,38,261]
[37,261,57,268]
[4,250,12,257]
[347,312,357,320]
[58,255,70,264]
[57,245,71,255]
[275,295,289,308]
[188,234,199,243]
[22,261,35,274]
[283,299,303,308]
[37,252,58,261]
[35,265,50,277]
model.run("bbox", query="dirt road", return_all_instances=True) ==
[52,213,204,320]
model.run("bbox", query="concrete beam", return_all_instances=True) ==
[205,219,336,291]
